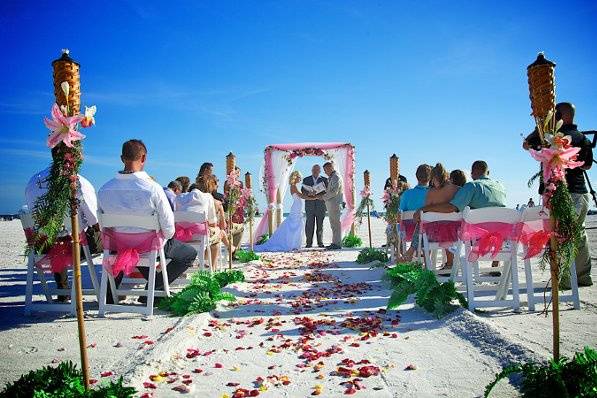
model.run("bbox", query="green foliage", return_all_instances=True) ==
[235,249,260,263]
[356,248,388,264]
[31,142,83,253]
[484,347,597,398]
[384,262,467,318]
[342,233,363,248]
[544,181,583,280]
[0,361,136,398]
[257,234,270,245]
[159,270,244,316]
[355,196,374,225]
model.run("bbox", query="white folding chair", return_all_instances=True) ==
[461,207,521,311]
[420,212,464,282]
[520,207,580,311]
[98,212,171,317]
[174,210,212,272]
[21,211,99,315]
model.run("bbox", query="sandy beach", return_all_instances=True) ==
[0,215,595,397]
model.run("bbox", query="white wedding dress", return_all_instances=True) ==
[255,193,304,252]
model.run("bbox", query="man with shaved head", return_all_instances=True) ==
[523,102,594,287]
[302,164,328,248]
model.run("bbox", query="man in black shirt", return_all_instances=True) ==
[523,102,593,286]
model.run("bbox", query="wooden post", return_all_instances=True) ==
[245,172,254,251]
[527,53,560,359]
[52,50,90,388]
[225,152,236,270]
[364,170,372,249]
[389,154,400,257]
[276,186,282,227]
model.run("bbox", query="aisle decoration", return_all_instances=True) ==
[159,270,245,316]
[244,172,257,251]
[224,153,242,269]
[355,170,374,247]
[341,233,362,248]
[525,53,583,360]
[235,249,260,263]
[484,346,597,398]
[384,262,467,318]
[27,50,96,388]
[0,361,136,398]
[355,248,388,264]
[383,155,408,259]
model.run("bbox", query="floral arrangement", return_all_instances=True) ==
[341,233,362,248]
[382,182,406,225]
[31,83,96,252]
[528,115,583,275]
[356,248,388,264]
[283,148,334,166]
[355,187,374,225]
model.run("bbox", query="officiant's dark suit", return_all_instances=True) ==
[302,170,328,248]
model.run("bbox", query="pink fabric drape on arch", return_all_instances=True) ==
[254,142,356,241]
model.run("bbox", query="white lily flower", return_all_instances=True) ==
[61,81,70,98]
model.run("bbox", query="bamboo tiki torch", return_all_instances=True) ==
[245,172,254,251]
[527,52,560,359]
[389,154,400,257]
[52,50,90,388]
[226,152,236,270]
[364,170,372,248]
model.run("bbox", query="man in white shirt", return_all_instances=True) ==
[25,163,101,301]
[98,139,196,303]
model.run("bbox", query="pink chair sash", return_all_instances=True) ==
[420,220,461,248]
[101,229,164,277]
[33,232,88,274]
[174,221,208,242]
[400,219,417,242]
[461,222,518,261]
[518,219,552,260]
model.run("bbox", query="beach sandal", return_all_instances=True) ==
[437,263,453,275]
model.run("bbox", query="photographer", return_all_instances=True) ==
[523,102,593,287]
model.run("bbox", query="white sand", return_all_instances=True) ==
[0,216,595,397]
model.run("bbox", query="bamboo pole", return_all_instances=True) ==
[225,152,236,270]
[364,170,372,248]
[389,154,400,257]
[527,52,560,359]
[52,50,90,388]
[276,186,282,227]
[245,172,254,251]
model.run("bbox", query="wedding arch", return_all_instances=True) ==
[254,142,356,240]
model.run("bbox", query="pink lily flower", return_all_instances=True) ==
[44,103,85,148]
[529,145,585,183]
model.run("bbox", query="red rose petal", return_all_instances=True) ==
[100,371,114,377]
[143,382,157,389]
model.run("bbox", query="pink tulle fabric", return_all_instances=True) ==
[101,229,164,277]
[461,222,519,261]
[174,222,208,242]
[420,220,461,248]
[518,218,552,260]
[400,219,418,242]
[30,230,88,274]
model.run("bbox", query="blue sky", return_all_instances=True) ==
[1,0,596,214]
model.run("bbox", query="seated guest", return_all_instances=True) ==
[415,163,460,268]
[25,154,101,302]
[175,176,191,193]
[425,163,460,206]
[163,180,182,211]
[397,164,431,261]
[98,139,196,304]
[196,162,228,211]
[195,176,235,270]
[399,164,431,212]
[450,169,467,187]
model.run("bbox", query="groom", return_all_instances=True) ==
[302,164,328,248]
[319,162,343,250]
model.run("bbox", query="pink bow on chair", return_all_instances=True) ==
[174,222,208,242]
[101,229,164,277]
[462,222,516,261]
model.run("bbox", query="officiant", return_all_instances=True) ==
[302,164,328,248]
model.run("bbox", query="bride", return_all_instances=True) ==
[255,171,315,252]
